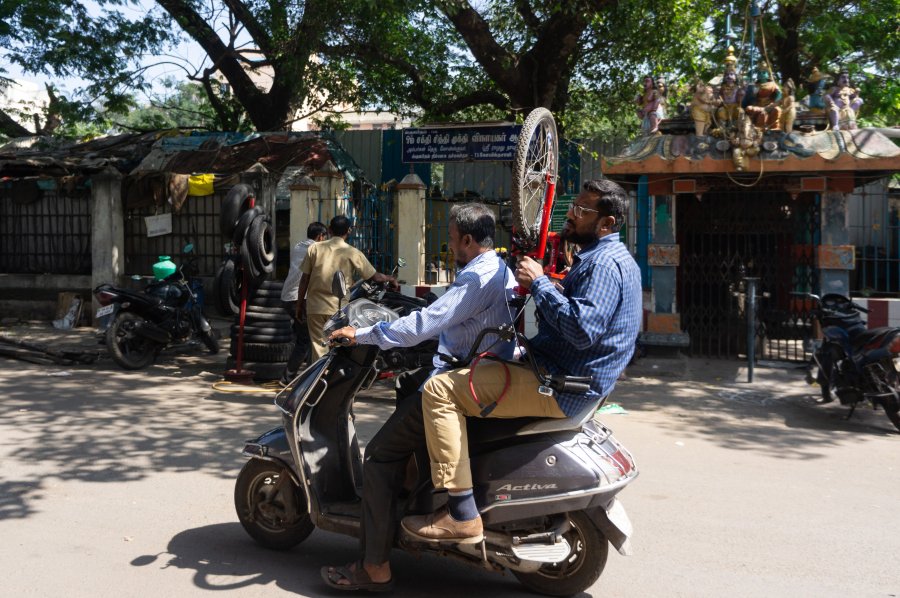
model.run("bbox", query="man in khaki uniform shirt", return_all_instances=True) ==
[297,215,397,359]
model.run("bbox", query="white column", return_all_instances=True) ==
[289,177,320,248]
[90,168,124,321]
[395,173,427,285]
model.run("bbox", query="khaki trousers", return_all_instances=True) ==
[307,313,332,360]
[422,360,566,490]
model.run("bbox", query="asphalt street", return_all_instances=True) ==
[0,322,898,597]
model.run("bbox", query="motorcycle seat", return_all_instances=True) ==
[466,398,601,445]
[851,327,900,350]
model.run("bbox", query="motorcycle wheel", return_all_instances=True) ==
[512,511,609,597]
[234,459,313,550]
[105,311,159,370]
[879,359,900,433]
[198,326,220,354]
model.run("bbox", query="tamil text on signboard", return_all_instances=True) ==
[402,125,521,163]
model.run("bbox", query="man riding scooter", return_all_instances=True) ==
[322,179,642,590]
[321,202,516,591]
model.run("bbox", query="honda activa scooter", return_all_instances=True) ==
[235,272,638,596]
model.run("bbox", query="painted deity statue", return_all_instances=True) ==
[716,68,745,125]
[743,66,783,130]
[635,75,664,135]
[779,78,797,133]
[655,76,669,120]
[825,70,864,130]
[804,67,827,114]
[690,80,716,136]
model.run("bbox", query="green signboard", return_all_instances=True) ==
[549,194,574,233]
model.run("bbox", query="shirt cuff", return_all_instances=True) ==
[530,275,554,298]
[354,325,376,345]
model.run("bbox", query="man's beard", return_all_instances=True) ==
[560,220,595,246]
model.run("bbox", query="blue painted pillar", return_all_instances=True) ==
[645,194,685,340]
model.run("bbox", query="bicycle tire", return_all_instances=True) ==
[511,107,558,250]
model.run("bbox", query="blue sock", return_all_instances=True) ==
[447,489,479,521]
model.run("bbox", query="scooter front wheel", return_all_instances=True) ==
[235,458,313,550]
[512,510,609,597]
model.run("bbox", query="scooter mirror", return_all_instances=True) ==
[183,243,194,254]
[332,271,348,300]
[396,258,407,269]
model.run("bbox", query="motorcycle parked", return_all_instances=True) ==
[804,292,900,432]
[235,272,637,596]
[93,245,219,370]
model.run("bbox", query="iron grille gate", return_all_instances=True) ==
[347,190,394,274]
[678,190,819,361]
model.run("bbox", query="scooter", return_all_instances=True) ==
[803,293,900,432]
[235,272,638,596]
[93,244,219,369]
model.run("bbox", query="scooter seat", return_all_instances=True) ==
[466,398,601,445]
[851,327,900,351]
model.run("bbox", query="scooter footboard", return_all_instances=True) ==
[586,497,633,556]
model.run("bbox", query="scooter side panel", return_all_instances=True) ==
[473,422,637,525]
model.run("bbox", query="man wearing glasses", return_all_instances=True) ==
[402,178,643,545]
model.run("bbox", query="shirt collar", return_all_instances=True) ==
[573,234,618,262]
[458,249,495,274]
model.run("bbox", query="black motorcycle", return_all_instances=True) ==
[804,293,900,432]
[93,245,219,370]
[235,272,637,596]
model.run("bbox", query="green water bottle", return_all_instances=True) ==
[153,255,177,280]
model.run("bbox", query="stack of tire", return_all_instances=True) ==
[215,184,292,379]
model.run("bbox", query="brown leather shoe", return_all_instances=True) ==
[401,506,484,544]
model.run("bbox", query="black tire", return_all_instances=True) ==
[247,214,276,274]
[246,304,285,315]
[234,459,313,550]
[258,280,284,291]
[511,107,558,250]
[241,236,264,283]
[231,324,293,337]
[512,511,609,597]
[220,184,254,238]
[105,311,159,370]
[216,258,240,317]
[239,311,292,324]
[248,295,285,308]
[232,206,262,247]
[232,333,295,345]
[230,341,295,363]
[196,317,220,354]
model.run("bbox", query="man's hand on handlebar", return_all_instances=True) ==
[514,256,545,290]
[329,326,357,346]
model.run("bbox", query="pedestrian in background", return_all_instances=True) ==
[297,215,397,360]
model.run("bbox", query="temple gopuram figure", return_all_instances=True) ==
[715,48,744,126]
[780,78,797,133]
[690,79,716,136]
[743,65,782,130]
[825,70,864,130]
[804,67,827,114]
[635,75,664,135]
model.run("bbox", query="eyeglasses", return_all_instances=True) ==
[571,204,600,219]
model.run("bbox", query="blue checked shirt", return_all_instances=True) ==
[529,234,642,416]
[355,251,517,375]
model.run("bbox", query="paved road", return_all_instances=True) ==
[1,324,898,597]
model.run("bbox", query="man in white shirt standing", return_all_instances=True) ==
[279,221,327,385]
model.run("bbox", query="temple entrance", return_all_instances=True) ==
[677,189,819,361]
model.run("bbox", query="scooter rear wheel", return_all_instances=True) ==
[235,458,313,550]
[512,510,609,597]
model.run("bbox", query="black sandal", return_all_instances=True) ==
[320,561,394,593]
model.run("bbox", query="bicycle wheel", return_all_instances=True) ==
[511,108,559,250]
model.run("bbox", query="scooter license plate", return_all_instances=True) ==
[96,304,115,318]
